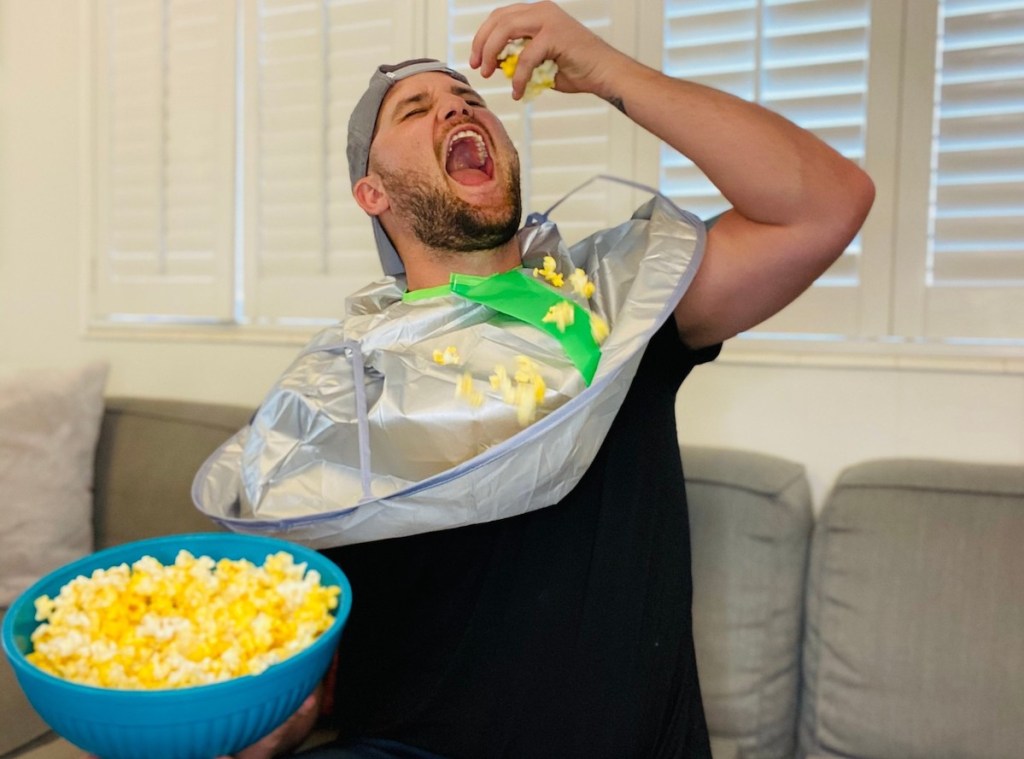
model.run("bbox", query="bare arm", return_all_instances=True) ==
[471,1,875,349]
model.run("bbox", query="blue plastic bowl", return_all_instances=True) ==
[1,533,352,759]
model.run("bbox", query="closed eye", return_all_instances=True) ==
[401,108,427,120]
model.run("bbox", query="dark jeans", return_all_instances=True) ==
[293,738,448,759]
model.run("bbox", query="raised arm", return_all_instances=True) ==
[471,1,875,349]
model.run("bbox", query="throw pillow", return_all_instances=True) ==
[0,361,109,607]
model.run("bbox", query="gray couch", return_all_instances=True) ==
[3,398,1023,758]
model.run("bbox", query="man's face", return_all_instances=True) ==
[368,72,522,253]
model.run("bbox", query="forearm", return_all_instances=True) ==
[471,1,875,347]
[470,0,869,239]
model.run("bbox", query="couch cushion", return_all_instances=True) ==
[684,445,813,758]
[0,362,108,608]
[0,363,107,756]
[93,397,253,548]
[2,397,255,758]
[800,458,1024,759]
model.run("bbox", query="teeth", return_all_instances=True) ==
[447,129,489,164]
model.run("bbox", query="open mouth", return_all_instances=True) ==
[444,128,495,186]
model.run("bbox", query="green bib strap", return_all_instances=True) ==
[449,270,601,385]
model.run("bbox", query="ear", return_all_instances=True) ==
[353,175,389,216]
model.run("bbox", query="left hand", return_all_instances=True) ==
[468,0,631,100]
[81,686,322,759]
[216,683,324,759]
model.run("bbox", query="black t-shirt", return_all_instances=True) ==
[322,319,719,759]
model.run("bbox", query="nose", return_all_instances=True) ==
[438,93,473,122]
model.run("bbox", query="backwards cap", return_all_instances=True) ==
[346,59,470,276]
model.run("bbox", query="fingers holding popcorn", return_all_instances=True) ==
[469,1,627,101]
[497,38,558,101]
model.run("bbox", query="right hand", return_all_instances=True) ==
[468,1,633,101]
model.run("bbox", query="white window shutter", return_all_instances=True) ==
[916,0,1024,340]
[660,0,872,337]
[444,0,632,247]
[243,0,420,325]
[93,0,236,321]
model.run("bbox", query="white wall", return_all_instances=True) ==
[2,1,1022,509]
[0,1,298,402]
[676,358,1024,505]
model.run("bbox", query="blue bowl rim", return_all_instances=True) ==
[1,532,352,699]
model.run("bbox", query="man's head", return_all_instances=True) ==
[347,59,522,276]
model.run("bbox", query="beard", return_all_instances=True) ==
[376,159,522,254]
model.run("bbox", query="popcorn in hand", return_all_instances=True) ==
[498,38,558,101]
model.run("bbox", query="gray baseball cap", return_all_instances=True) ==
[347,59,470,276]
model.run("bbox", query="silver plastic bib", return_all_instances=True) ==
[193,184,705,548]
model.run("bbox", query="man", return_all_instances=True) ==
[230,2,874,757]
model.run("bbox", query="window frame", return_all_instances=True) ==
[81,0,1024,370]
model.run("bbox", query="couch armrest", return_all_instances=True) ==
[684,445,813,759]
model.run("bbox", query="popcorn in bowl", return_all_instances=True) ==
[1,533,353,759]
[27,550,341,689]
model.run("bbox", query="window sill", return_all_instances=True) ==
[720,334,1024,376]
[85,322,1024,375]
[83,321,323,347]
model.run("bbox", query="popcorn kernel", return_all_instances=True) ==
[433,346,461,365]
[542,301,575,333]
[455,371,484,407]
[569,268,596,299]
[590,313,610,345]
[533,255,564,288]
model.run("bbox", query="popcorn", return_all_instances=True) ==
[533,255,564,287]
[455,370,484,406]
[433,346,461,365]
[442,258,607,424]
[26,551,340,690]
[487,356,547,426]
[590,313,610,345]
[512,356,547,426]
[542,301,575,332]
[489,363,516,404]
[568,268,596,299]
[498,38,558,101]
